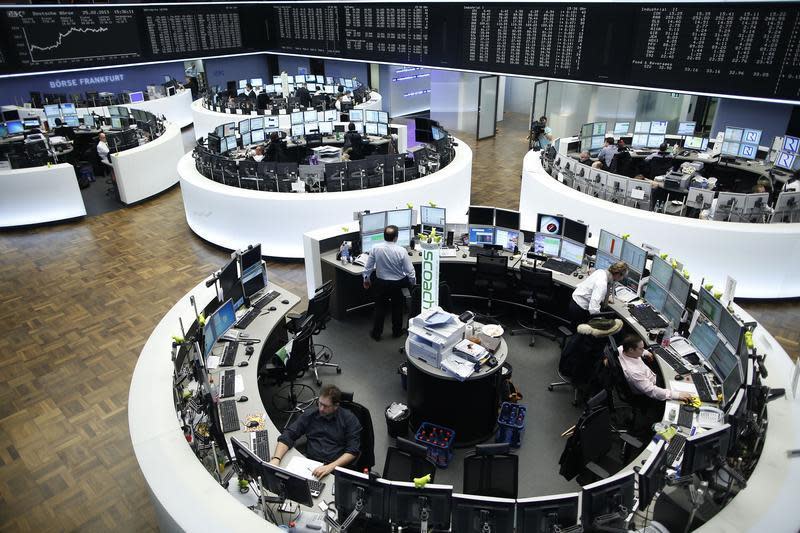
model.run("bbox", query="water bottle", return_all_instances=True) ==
[661,321,673,347]
[208,376,219,404]
[340,244,350,264]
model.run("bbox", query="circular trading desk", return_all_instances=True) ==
[0,162,86,227]
[178,137,472,258]
[191,92,382,141]
[521,147,800,298]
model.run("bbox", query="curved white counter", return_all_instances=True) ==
[112,123,185,205]
[0,163,86,227]
[520,150,800,298]
[179,137,472,258]
[192,91,383,141]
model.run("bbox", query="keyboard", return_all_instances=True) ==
[541,257,578,275]
[630,304,668,329]
[439,248,457,258]
[650,345,691,374]
[691,373,718,403]
[677,406,695,429]
[220,369,236,398]
[308,478,325,498]
[665,433,687,465]
[219,400,240,433]
[252,290,280,310]
[251,430,270,461]
[220,342,238,367]
[234,307,259,329]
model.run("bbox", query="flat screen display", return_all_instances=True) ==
[560,239,585,265]
[386,209,412,228]
[533,233,561,257]
[468,206,494,226]
[468,226,494,245]
[361,212,386,233]
[677,121,696,135]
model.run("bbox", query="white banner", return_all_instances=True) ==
[420,243,440,310]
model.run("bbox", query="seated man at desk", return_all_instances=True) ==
[271,385,361,479]
[362,224,417,341]
[264,131,285,162]
[592,137,617,169]
[617,334,692,420]
[568,261,628,327]
[52,117,75,140]
[343,122,364,160]
[578,150,592,165]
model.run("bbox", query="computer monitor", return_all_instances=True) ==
[688,319,720,360]
[397,228,411,247]
[634,121,651,133]
[681,424,731,476]
[225,134,237,151]
[647,134,665,148]
[613,122,630,135]
[361,211,386,233]
[696,288,723,326]
[378,111,389,124]
[23,117,40,128]
[110,117,123,130]
[63,115,80,127]
[365,122,379,136]
[218,258,244,310]
[318,121,333,135]
[669,270,691,304]
[632,133,649,149]
[240,131,251,147]
[620,240,646,275]
[559,239,585,265]
[239,118,251,134]
[241,264,266,300]
[494,208,520,230]
[516,493,580,533]
[6,120,23,135]
[304,123,319,135]
[334,467,391,523]
[129,91,145,103]
[719,309,744,355]
[677,121,696,136]
[781,135,800,154]
[683,136,708,151]
[388,481,452,530]
[637,440,667,510]
[251,78,263,87]
[219,122,234,137]
[774,151,800,171]
[290,111,303,125]
[361,231,384,253]
[304,110,318,122]
[536,213,563,235]
[364,110,379,123]
[323,109,337,122]
[349,109,364,122]
[494,228,519,253]
[202,299,236,356]
[291,124,304,137]
[468,206,494,226]
[710,342,742,402]
[469,226,495,246]
[259,461,315,507]
[595,250,615,271]
[649,256,673,289]
[644,281,668,311]
[83,115,96,128]
[581,471,636,531]
[450,493,515,533]
[251,129,265,144]
[207,134,221,154]
[387,209,412,229]
[533,233,561,257]
[562,218,587,244]
[598,229,623,258]
[262,116,278,130]
[378,123,389,136]
[44,104,61,118]
[278,114,291,130]
[662,295,685,326]
[240,244,262,274]
[722,126,761,159]
[420,206,446,229]
[344,79,354,89]
[273,75,282,84]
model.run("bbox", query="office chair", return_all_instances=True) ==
[510,265,562,347]
[340,392,375,472]
[603,339,651,434]
[609,151,634,177]
[474,253,511,317]
[462,443,518,499]
[271,317,317,429]
[382,437,437,482]
[287,281,341,386]
[647,156,675,179]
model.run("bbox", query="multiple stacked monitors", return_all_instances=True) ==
[580,122,607,154]
[467,206,521,252]
[645,256,691,325]
[232,438,315,507]
[688,319,743,404]
[721,127,762,160]
[202,299,236,356]
[683,136,709,151]
[360,209,413,252]
[531,213,588,265]
[677,121,696,136]
[612,122,630,135]
[597,230,645,291]
[632,120,668,148]
[695,288,746,362]
[420,205,446,236]
[774,135,800,171]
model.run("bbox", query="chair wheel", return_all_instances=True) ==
[336,368,342,374]
[548,385,554,391]
[316,379,322,386]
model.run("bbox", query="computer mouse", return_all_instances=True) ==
[675,375,683,381]
[246,418,259,426]
[245,346,254,356]
[578,274,584,279]
[408,251,413,256]
[238,360,249,367]
[572,271,578,276]
[281,299,289,305]
[268,306,277,311]
[462,254,467,258]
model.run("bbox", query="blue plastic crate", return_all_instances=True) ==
[414,422,456,468]
[496,402,527,448]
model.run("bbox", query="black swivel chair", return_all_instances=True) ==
[474,253,511,317]
[609,150,634,177]
[603,338,651,433]
[271,317,317,429]
[287,281,341,386]
[382,437,437,482]
[510,266,567,347]
[647,156,675,180]
[340,392,375,472]
[462,443,518,499]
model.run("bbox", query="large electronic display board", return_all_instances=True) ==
[0,2,798,104]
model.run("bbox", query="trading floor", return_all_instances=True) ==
[0,113,797,532]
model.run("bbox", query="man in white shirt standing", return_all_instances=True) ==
[568,261,628,327]
[362,225,416,341]
[96,132,115,182]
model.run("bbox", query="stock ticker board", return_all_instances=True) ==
[0,3,798,103]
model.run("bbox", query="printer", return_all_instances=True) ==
[407,307,466,368]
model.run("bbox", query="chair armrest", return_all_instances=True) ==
[618,433,643,449]
[586,461,610,479]
[287,311,303,320]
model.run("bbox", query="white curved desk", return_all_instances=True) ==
[0,163,86,227]
[192,92,383,141]
[179,137,472,258]
[520,149,800,298]
[111,123,184,205]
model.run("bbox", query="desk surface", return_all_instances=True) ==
[406,333,508,381]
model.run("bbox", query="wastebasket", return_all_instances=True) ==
[385,403,410,439]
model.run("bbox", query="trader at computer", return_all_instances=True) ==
[52,117,75,140]
[264,131,285,162]
[97,132,116,185]
[568,261,628,327]
[343,122,365,160]
[244,83,257,100]
[617,334,693,419]
[251,145,265,162]
[295,83,312,108]
[578,150,592,165]
[270,384,361,479]
[362,225,417,341]
[592,137,618,169]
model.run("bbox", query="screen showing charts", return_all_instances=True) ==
[421,206,445,227]
[689,320,720,360]
[386,209,412,228]
[469,226,495,245]
[683,137,708,151]
[643,280,668,311]
[613,122,630,135]
[361,212,385,233]
[560,239,585,265]
[533,233,561,257]
[677,121,696,135]
[620,240,646,274]
[696,288,723,326]
[669,270,691,304]
[595,250,615,271]
[494,228,519,252]
[598,229,623,258]
[650,256,673,288]
[722,127,762,159]
[361,231,384,253]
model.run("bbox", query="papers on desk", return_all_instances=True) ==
[439,248,457,258]
[669,337,696,358]
[454,339,488,362]
[286,456,323,480]
[440,353,475,381]
[614,284,638,303]
[206,355,221,369]
[670,380,697,395]
[422,309,455,327]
